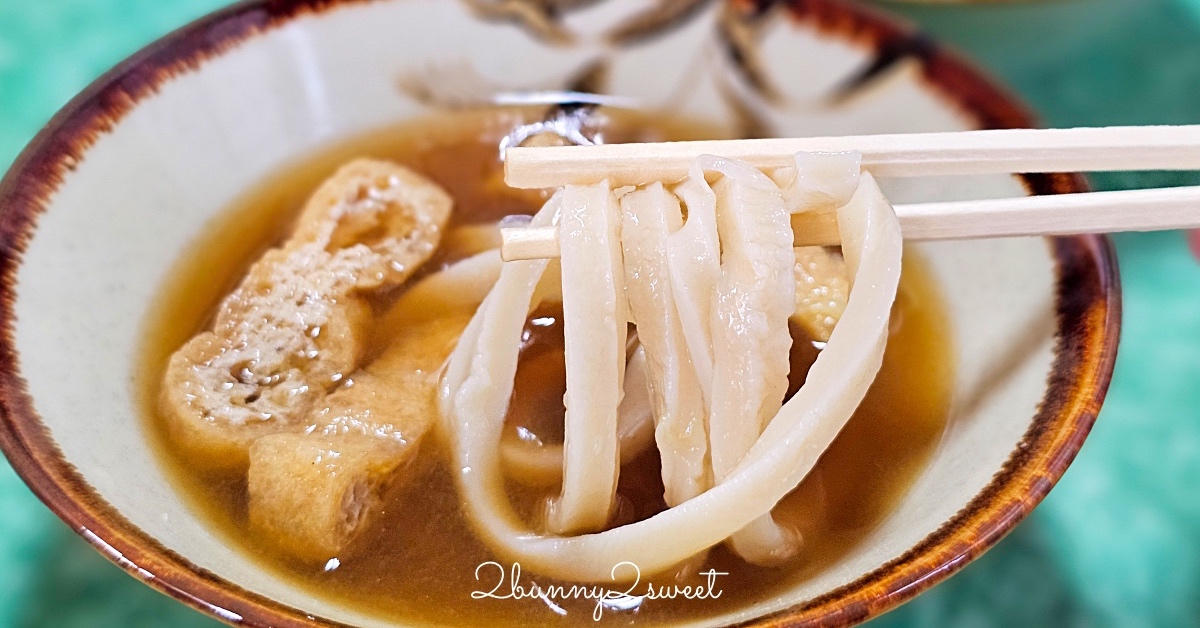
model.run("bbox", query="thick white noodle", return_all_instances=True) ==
[501,347,655,486]
[442,171,900,581]
[773,151,862,214]
[620,184,711,506]
[383,249,504,326]
[383,238,646,486]
[439,194,562,446]
[665,164,721,407]
[616,347,656,463]
[547,182,628,534]
[701,156,799,564]
[442,222,504,256]
[384,226,559,330]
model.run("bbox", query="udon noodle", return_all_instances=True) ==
[440,151,903,580]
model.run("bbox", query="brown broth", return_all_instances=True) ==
[138,109,954,627]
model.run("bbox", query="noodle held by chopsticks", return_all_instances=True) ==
[548,182,628,534]
[703,156,799,565]
[440,158,902,581]
[620,183,711,507]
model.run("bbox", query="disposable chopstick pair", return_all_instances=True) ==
[497,125,1200,261]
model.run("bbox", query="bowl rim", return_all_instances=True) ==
[0,0,1120,627]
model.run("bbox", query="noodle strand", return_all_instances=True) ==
[442,166,901,581]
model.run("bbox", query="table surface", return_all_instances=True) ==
[2,0,1200,626]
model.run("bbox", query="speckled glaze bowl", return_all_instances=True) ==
[0,1,1118,626]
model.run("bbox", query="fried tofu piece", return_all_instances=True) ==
[290,160,455,290]
[161,160,452,470]
[247,317,468,560]
[791,246,849,343]
[247,432,408,561]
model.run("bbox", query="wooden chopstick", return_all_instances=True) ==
[503,125,1200,189]
[500,185,1200,261]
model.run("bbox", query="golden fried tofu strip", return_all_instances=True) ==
[247,316,468,560]
[161,160,451,470]
[791,247,849,344]
[247,432,407,561]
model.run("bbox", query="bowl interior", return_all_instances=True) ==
[3,1,1099,626]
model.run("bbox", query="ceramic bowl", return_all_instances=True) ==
[0,0,1118,626]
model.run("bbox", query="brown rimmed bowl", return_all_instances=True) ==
[0,0,1119,626]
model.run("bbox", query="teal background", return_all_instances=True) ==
[2,0,1199,625]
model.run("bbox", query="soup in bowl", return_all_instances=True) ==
[0,1,1118,626]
